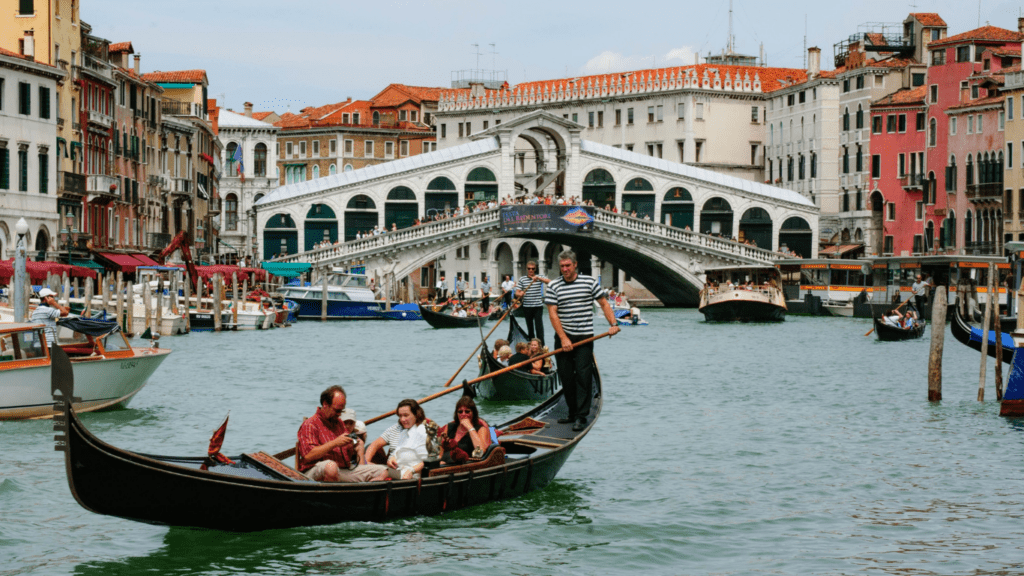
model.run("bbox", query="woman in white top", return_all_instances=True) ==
[364,399,429,479]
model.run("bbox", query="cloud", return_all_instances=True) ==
[580,46,699,75]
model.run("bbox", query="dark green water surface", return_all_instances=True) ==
[2,310,1023,575]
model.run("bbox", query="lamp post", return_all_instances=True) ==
[59,210,79,267]
[13,218,29,322]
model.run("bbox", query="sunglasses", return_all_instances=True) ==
[457,409,473,414]
[526,268,536,271]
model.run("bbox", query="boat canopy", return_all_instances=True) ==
[57,317,121,337]
[262,262,312,278]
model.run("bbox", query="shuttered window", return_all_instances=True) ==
[0,149,9,189]
[38,86,49,119]
[38,152,47,193]
[18,150,28,191]
[18,82,30,115]
[18,0,33,15]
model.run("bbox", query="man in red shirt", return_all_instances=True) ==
[298,385,388,482]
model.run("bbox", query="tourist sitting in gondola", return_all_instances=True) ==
[882,310,903,328]
[527,338,549,375]
[438,396,491,466]
[496,345,512,366]
[452,305,467,318]
[509,342,531,366]
[903,308,919,328]
[492,339,509,360]
[364,399,430,480]
[297,386,388,482]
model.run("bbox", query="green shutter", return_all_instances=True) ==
[0,149,8,189]
[19,83,30,115]
[38,152,47,193]
[18,150,27,191]
[38,86,49,119]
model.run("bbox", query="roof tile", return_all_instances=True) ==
[140,69,208,84]
[109,42,133,54]
[911,13,947,27]
[871,85,927,107]
[929,25,1024,48]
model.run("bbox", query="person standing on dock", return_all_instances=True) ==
[516,261,551,345]
[546,250,619,432]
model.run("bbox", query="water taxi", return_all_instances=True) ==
[278,269,383,320]
[698,265,786,322]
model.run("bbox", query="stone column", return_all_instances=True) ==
[591,256,603,286]
[499,131,514,199]
[566,131,582,199]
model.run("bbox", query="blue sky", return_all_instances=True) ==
[85,0,1022,114]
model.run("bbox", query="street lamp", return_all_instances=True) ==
[13,218,29,322]
[59,210,79,266]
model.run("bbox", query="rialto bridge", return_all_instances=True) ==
[255,111,818,305]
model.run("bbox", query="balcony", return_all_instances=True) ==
[86,174,120,199]
[58,171,86,195]
[208,197,221,214]
[146,232,173,250]
[161,100,197,117]
[966,181,1002,201]
[171,178,192,195]
[964,241,999,255]
[87,109,113,128]
[900,173,925,191]
[147,174,166,188]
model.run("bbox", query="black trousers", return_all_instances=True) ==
[482,295,490,310]
[520,306,545,344]
[555,334,595,420]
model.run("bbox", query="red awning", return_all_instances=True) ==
[97,252,143,273]
[132,253,161,267]
[0,259,97,282]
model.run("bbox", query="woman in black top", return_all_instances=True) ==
[439,396,491,465]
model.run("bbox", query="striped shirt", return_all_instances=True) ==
[30,305,61,346]
[379,423,403,456]
[516,275,547,307]
[545,274,606,336]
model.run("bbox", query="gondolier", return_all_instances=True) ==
[515,261,551,345]
[480,275,491,311]
[546,250,619,431]
[31,288,69,346]
[501,275,515,307]
[911,275,930,311]
[436,275,447,301]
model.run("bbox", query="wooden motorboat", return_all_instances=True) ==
[477,315,559,401]
[699,265,787,322]
[1,318,171,420]
[419,303,491,329]
[872,317,926,341]
[950,296,1014,364]
[54,344,602,531]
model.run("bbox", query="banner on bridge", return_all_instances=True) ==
[500,206,595,234]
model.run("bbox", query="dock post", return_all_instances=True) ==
[83,276,93,317]
[321,268,328,322]
[115,272,124,333]
[232,272,239,326]
[928,286,947,402]
[213,273,223,332]
[156,275,165,336]
[62,272,70,307]
[979,266,995,401]
[143,275,152,331]
[183,273,192,333]
[995,283,1005,401]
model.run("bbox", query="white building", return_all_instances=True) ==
[0,47,64,259]
[217,104,279,265]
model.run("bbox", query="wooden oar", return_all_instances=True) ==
[271,330,613,461]
[441,276,537,388]
[864,292,917,337]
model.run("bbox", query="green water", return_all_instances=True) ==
[2,310,1023,575]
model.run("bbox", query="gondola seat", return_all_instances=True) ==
[427,445,506,477]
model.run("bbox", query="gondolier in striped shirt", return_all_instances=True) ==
[515,261,551,345]
[546,250,619,432]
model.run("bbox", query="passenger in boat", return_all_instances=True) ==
[453,305,467,318]
[528,338,548,374]
[902,310,917,329]
[509,341,531,366]
[547,249,620,432]
[297,386,388,482]
[496,345,512,366]
[882,310,903,328]
[365,399,429,479]
[32,288,69,347]
[491,339,509,360]
[439,396,491,465]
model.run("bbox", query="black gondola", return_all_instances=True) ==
[53,344,601,531]
[872,317,926,341]
[477,315,560,401]
[418,303,491,329]
[950,296,1015,363]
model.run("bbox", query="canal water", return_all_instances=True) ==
[2,310,1023,575]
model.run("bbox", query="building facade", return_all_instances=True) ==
[1004,67,1024,243]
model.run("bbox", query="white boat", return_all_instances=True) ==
[278,269,384,320]
[821,300,854,317]
[699,265,787,322]
[0,320,171,420]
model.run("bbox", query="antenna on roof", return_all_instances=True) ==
[803,15,807,68]
[471,43,482,71]
[489,43,498,70]
[728,0,734,53]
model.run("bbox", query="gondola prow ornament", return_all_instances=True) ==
[51,344,79,453]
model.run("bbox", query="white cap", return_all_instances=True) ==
[353,420,366,434]
[339,408,356,422]
[38,288,57,298]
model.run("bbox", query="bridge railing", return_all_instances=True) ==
[272,208,501,266]
[592,210,785,263]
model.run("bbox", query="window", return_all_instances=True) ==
[1010,142,1014,168]
[887,115,897,133]
[917,112,926,131]
[788,94,795,106]
[615,109,622,125]
[411,110,418,122]
[932,49,946,65]
[856,106,863,129]
[884,236,894,255]
[648,106,655,122]
[843,147,849,174]
[342,113,350,124]
[440,124,446,138]
[312,140,319,155]
[344,139,353,156]
[0,148,8,189]
[364,141,374,157]
[330,139,337,154]
[299,141,306,156]
[384,141,394,158]
[38,86,49,119]
[912,73,926,86]
[799,91,806,103]
[38,151,47,193]
[677,103,685,119]
[458,123,464,138]
[597,111,603,127]
[399,110,406,121]
[18,149,27,191]
[1010,97,1016,120]
[898,114,906,133]
[422,141,436,153]
[843,78,850,92]
[656,105,663,121]
[949,117,957,135]
[465,121,471,134]
[856,145,863,172]
[312,165,319,179]
[872,116,882,134]
[571,114,577,123]
[751,106,759,122]
[1000,110,1006,131]
[843,109,850,131]
[930,85,938,104]
[871,155,880,178]
[929,118,937,146]
[751,144,759,166]
[856,75,864,89]
[977,114,983,132]
[956,45,970,62]
[588,111,594,127]
[254,143,267,177]
[18,82,30,115]
[0,78,3,111]
[898,153,906,177]
[627,108,634,124]
[695,103,703,120]
[972,84,980,99]
[225,194,238,231]
[887,202,896,220]
[400,140,408,156]
[810,152,817,178]
[694,141,702,162]
[18,0,33,14]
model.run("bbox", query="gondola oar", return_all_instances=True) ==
[271,329,613,461]
[440,276,538,388]
[864,292,916,337]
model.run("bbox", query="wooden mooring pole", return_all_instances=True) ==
[979,265,995,401]
[928,286,947,402]
[995,279,1005,401]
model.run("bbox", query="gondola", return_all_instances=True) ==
[54,343,601,531]
[950,296,1015,363]
[418,303,491,329]
[872,317,926,341]
[477,315,560,401]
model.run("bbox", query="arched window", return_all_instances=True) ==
[856,104,863,129]
[372,111,380,125]
[843,107,850,131]
[225,193,238,231]
[254,143,267,177]
[225,142,238,174]
[344,164,353,172]
[929,118,937,146]
[347,195,376,210]
[312,165,320,179]
[329,164,337,175]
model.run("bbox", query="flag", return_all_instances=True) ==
[200,412,235,470]
[232,145,245,183]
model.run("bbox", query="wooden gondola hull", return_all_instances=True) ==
[476,351,560,401]
[699,300,785,322]
[418,304,490,329]
[873,318,926,341]
[950,297,1015,364]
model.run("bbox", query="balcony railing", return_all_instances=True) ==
[171,178,192,195]
[964,241,999,255]
[87,109,113,127]
[86,174,119,197]
[900,173,925,190]
[147,232,173,250]
[966,181,1003,200]
[58,171,86,195]
[161,100,197,117]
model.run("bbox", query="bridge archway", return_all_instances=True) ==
[304,204,338,251]
[661,187,694,229]
[583,169,616,208]
[385,186,418,230]
[517,241,540,277]
[264,213,298,260]
[345,195,378,240]
[739,207,772,250]
[622,177,655,219]
[779,216,813,258]
[425,176,458,216]
[699,197,734,237]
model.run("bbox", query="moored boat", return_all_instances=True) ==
[1,318,170,420]
[698,265,787,322]
[278,269,384,320]
[54,345,602,531]
[950,295,1015,363]
[378,303,423,321]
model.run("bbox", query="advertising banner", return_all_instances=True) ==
[499,205,595,233]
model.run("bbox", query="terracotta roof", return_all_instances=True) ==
[985,46,1022,58]
[207,99,220,134]
[866,33,889,47]
[947,94,1005,111]
[370,84,446,107]
[252,111,274,121]
[141,70,208,84]
[871,85,927,107]
[911,13,946,27]
[929,25,1024,48]
[866,56,918,69]
[1002,63,1022,74]
[509,63,808,95]
[0,46,54,68]
[109,42,133,54]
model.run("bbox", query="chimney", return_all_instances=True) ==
[1019,17,1024,34]
[807,47,821,78]
[244,102,253,118]
[470,82,485,98]
[22,30,34,59]
[133,54,140,75]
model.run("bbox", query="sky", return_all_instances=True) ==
[83,0,1024,115]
